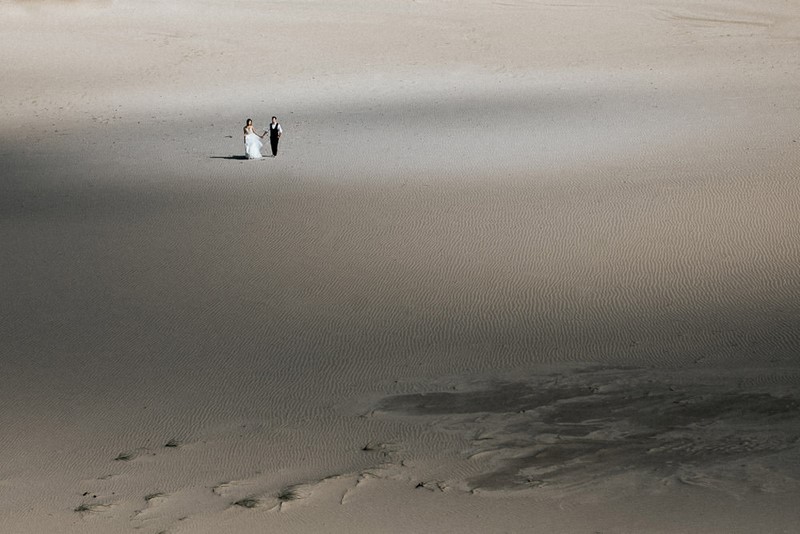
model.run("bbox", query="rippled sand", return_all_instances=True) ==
[2,1,800,532]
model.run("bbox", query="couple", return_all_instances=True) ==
[244,117,283,159]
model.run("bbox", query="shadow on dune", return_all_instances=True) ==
[376,368,800,492]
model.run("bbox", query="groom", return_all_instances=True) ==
[269,116,283,157]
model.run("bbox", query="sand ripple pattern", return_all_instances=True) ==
[2,65,800,531]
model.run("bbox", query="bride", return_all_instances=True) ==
[243,118,266,159]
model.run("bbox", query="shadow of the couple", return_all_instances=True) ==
[210,155,274,160]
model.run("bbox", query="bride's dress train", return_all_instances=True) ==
[245,133,263,159]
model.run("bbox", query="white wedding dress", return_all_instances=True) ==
[245,132,263,159]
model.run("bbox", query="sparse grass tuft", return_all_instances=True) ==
[233,497,260,509]
[164,438,180,448]
[74,502,109,514]
[362,441,395,453]
[144,492,164,502]
[114,452,133,461]
[276,486,300,503]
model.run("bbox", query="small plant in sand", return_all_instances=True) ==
[74,502,108,514]
[277,486,299,502]
[144,492,165,502]
[164,438,180,448]
[361,441,394,456]
[273,485,304,510]
[233,496,260,509]
[114,452,134,461]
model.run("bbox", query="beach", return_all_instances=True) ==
[2,1,800,532]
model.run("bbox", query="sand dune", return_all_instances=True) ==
[2,0,800,532]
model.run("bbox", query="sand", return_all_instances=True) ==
[2,0,800,532]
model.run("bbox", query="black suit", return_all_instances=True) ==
[269,123,281,156]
